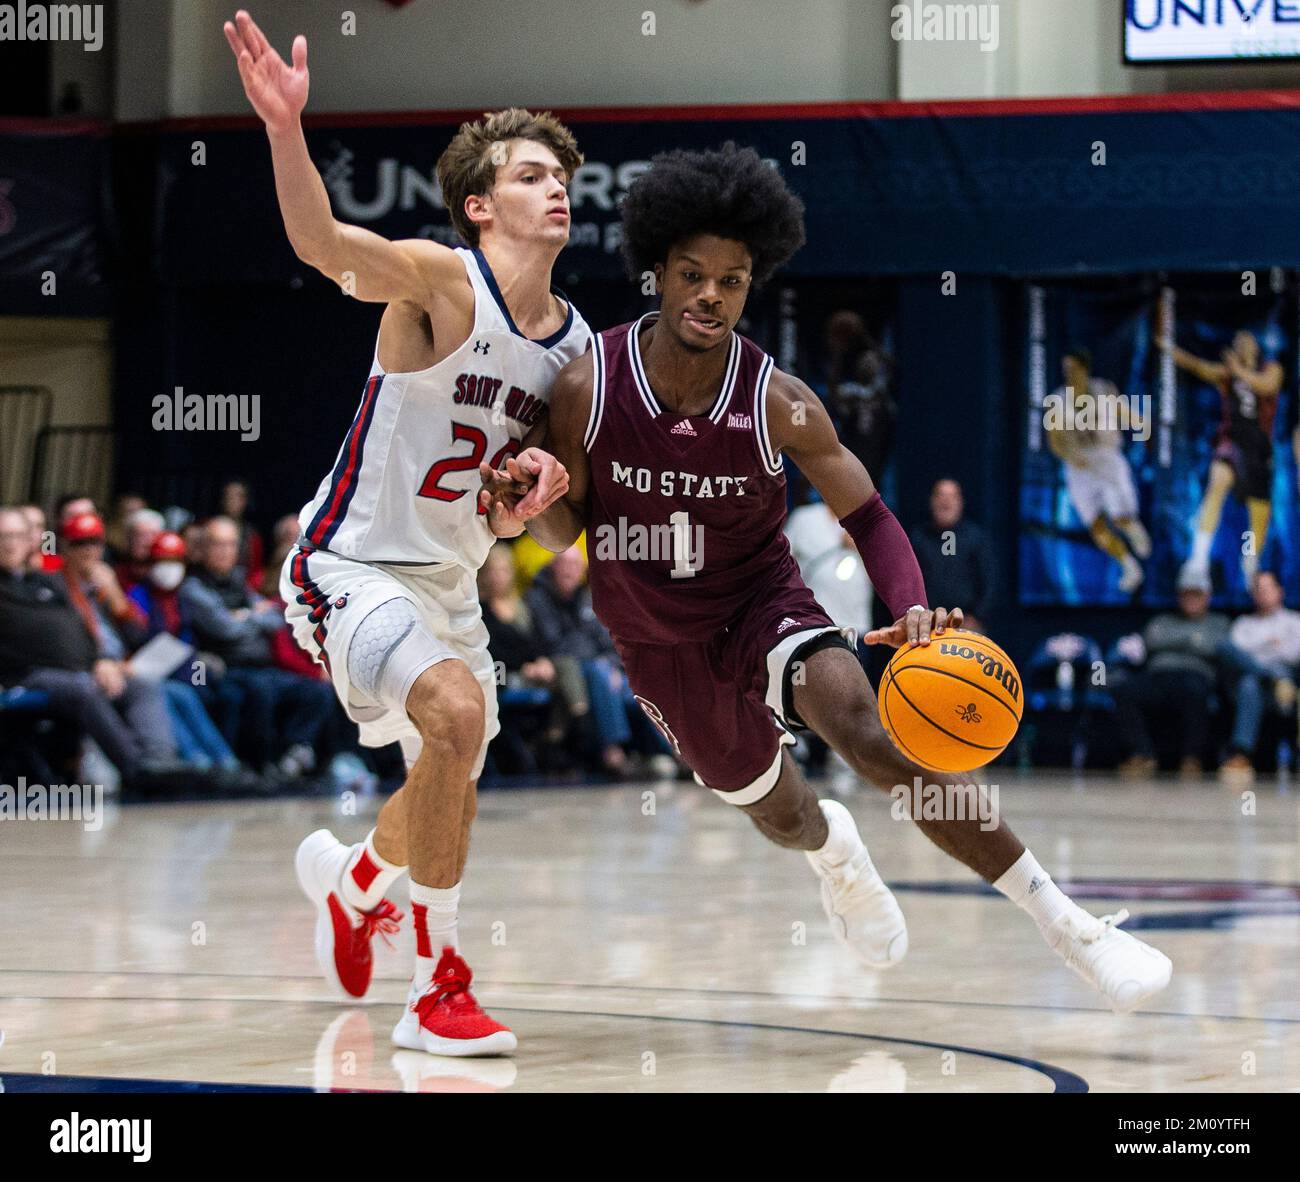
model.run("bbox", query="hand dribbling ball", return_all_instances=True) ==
[879,629,1023,773]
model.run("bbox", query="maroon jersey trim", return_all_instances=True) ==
[627,313,741,423]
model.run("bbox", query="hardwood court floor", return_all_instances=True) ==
[1,772,1298,1092]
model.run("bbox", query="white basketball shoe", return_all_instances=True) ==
[295,828,403,1000]
[1042,906,1172,1012]
[806,799,909,969]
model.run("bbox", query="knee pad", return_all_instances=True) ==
[346,597,446,716]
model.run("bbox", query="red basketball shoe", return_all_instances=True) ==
[296,828,403,999]
[392,947,517,1057]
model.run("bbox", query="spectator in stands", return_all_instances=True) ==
[479,544,574,770]
[55,492,97,526]
[271,513,300,551]
[115,507,166,594]
[1219,570,1300,780]
[58,511,179,767]
[217,479,265,589]
[129,531,193,644]
[479,542,581,754]
[259,536,330,680]
[909,478,995,633]
[126,530,244,775]
[784,492,870,777]
[480,544,558,691]
[181,520,204,564]
[105,493,148,562]
[785,493,871,642]
[181,515,332,778]
[17,503,58,571]
[0,506,157,781]
[525,545,668,776]
[39,493,98,573]
[823,309,896,480]
[1114,565,1231,777]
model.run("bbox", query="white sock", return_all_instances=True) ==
[811,800,860,867]
[339,829,407,913]
[1189,529,1213,569]
[992,849,1074,930]
[409,879,460,995]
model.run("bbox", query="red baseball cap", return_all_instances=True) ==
[62,512,105,542]
[150,531,186,561]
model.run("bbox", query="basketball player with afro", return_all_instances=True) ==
[485,143,1173,1011]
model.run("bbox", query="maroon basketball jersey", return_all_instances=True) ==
[586,313,797,645]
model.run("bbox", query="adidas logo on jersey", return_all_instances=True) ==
[670,419,697,437]
[776,617,801,634]
[727,412,753,430]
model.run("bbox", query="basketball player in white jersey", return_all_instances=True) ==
[224,10,588,1056]
[1045,349,1150,594]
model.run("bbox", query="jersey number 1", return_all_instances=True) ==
[669,509,700,579]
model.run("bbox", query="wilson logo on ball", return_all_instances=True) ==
[938,642,1020,703]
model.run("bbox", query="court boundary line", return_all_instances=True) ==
[2,974,1296,1026]
[0,1004,1088,1093]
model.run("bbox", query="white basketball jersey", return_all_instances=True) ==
[298,248,590,570]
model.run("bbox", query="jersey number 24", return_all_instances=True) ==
[418,422,521,515]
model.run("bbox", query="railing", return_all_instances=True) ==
[0,386,52,505]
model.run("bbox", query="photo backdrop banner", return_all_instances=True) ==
[1020,274,1298,608]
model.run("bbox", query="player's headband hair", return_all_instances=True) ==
[1064,346,1092,369]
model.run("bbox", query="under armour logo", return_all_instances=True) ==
[473,340,490,355]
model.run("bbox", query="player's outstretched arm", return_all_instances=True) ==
[223,9,463,307]
[769,371,955,648]
[480,356,593,552]
[1157,336,1224,385]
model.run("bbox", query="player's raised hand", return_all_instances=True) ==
[223,10,308,135]
[864,605,963,648]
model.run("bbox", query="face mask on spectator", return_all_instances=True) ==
[152,561,185,591]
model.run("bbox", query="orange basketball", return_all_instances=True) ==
[878,629,1023,773]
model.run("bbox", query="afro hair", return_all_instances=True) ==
[619,142,806,286]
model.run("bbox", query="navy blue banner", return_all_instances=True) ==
[147,96,1300,285]
[7,99,1300,311]
[0,122,108,314]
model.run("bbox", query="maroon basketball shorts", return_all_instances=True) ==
[614,584,845,803]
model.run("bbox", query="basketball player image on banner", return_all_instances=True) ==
[483,144,1173,1012]
[224,11,588,1056]
[1159,329,1283,589]
[1044,348,1151,594]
